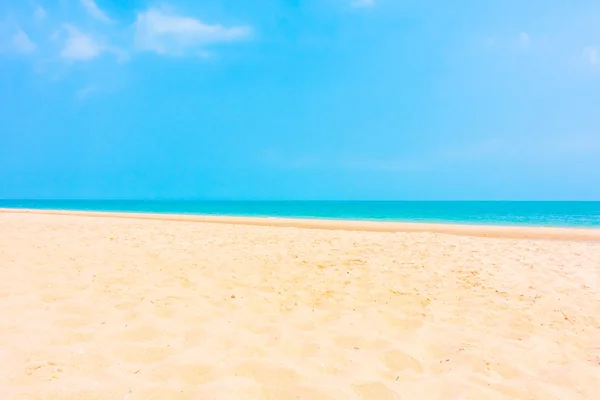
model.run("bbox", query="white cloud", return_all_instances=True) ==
[33,5,47,21]
[60,25,102,61]
[583,46,598,66]
[80,0,114,24]
[12,29,37,54]
[351,0,376,7]
[518,32,530,46]
[133,9,251,55]
[59,25,127,63]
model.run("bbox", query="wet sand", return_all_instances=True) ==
[1,210,599,399]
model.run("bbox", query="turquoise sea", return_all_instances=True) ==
[1,200,599,228]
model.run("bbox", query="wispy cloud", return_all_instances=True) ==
[480,32,533,50]
[4,4,246,65]
[33,5,47,21]
[59,24,127,62]
[583,46,598,66]
[75,85,99,100]
[60,25,102,61]
[12,29,37,54]
[80,0,114,24]
[351,0,376,7]
[133,8,251,56]
[518,32,530,46]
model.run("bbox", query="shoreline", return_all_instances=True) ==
[2,207,600,241]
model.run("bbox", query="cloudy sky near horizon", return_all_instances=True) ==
[1,0,599,200]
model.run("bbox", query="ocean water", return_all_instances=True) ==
[1,200,599,228]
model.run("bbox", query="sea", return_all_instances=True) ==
[0,200,599,228]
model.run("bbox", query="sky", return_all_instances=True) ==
[1,0,599,200]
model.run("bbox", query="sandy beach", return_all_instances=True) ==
[1,210,599,400]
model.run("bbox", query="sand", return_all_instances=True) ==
[0,211,599,400]
[4,208,600,241]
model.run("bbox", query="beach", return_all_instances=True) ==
[1,210,599,399]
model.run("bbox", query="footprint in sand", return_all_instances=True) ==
[66,352,113,375]
[427,352,491,375]
[150,364,217,386]
[233,361,301,386]
[289,340,321,359]
[13,389,129,400]
[116,345,173,364]
[114,326,165,343]
[194,378,264,399]
[57,303,95,315]
[334,335,392,351]
[492,360,524,379]
[381,349,424,374]
[386,315,426,335]
[293,320,317,331]
[153,307,177,319]
[148,296,185,319]
[114,300,142,311]
[352,382,403,400]
[57,316,92,329]
[40,293,71,303]
[183,327,206,347]
[262,386,337,400]
[50,331,93,346]
[238,344,268,359]
[128,388,195,400]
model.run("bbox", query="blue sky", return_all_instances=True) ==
[1,0,599,200]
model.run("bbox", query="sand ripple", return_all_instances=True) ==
[1,212,599,399]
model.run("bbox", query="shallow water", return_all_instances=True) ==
[1,200,599,228]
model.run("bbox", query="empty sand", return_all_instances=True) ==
[4,208,600,241]
[1,211,599,399]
